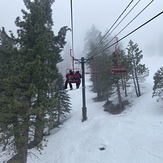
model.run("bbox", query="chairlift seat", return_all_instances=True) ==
[67,74,81,84]
[110,68,127,74]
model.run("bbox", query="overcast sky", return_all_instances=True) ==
[0,0,163,57]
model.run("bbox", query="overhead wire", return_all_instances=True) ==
[98,0,134,44]
[87,0,134,57]
[104,0,141,42]
[100,0,154,52]
[100,11,163,52]
[95,0,141,56]
[98,0,155,54]
[70,0,74,57]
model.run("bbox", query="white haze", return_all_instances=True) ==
[0,0,163,58]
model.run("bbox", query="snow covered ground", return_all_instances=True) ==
[26,55,163,163]
[0,55,163,163]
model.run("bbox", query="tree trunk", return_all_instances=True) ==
[8,116,29,163]
[18,116,29,163]
[132,70,138,97]
[134,67,141,96]
[117,80,123,110]
[28,90,44,149]
[124,78,127,97]
[57,97,61,123]
[28,114,44,149]
[121,77,124,90]
[95,74,101,100]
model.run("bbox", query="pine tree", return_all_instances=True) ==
[0,27,30,163]
[84,26,114,100]
[126,40,149,97]
[44,73,71,135]
[110,48,126,110]
[118,49,129,97]
[93,54,113,101]
[84,24,101,55]
[153,67,163,102]
[0,0,70,162]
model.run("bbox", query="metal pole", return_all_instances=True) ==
[70,0,74,55]
[81,57,87,121]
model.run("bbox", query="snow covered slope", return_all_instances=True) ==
[26,55,163,163]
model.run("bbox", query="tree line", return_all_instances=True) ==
[84,25,162,112]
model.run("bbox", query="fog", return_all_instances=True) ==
[53,0,163,57]
[0,0,163,58]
